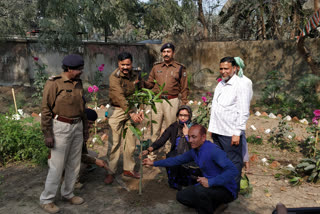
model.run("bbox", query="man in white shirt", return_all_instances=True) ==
[208,57,251,188]
[234,56,253,172]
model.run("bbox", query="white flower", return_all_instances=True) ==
[39,113,41,117]
[106,104,110,109]
[140,127,147,132]
[96,119,102,123]
[12,114,21,120]
[288,135,292,139]
[188,100,194,104]
[198,102,201,105]
[18,109,24,115]
[250,125,257,131]
[255,111,261,116]
[146,110,150,114]
[92,137,97,143]
[265,129,271,134]
[134,103,138,108]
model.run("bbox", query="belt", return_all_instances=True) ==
[161,95,178,100]
[53,114,81,124]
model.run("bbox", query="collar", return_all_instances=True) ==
[161,60,177,68]
[61,72,72,82]
[221,74,238,86]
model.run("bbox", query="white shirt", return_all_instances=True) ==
[208,74,251,137]
[241,75,253,101]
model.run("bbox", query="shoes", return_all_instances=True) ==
[40,203,60,214]
[74,181,84,189]
[63,196,84,205]
[104,174,114,184]
[123,170,140,179]
[214,203,228,214]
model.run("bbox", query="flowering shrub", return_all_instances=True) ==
[32,57,48,102]
[91,64,104,88]
[193,91,213,128]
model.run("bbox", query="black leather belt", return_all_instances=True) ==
[53,114,81,124]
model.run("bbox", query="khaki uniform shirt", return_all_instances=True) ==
[109,68,140,112]
[41,72,86,138]
[144,60,189,105]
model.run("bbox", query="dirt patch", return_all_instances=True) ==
[0,86,319,214]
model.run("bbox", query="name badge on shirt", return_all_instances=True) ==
[157,70,162,73]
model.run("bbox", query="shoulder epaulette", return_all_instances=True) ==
[175,62,186,69]
[48,75,61,81]
[114,70,121,78]
[153,61,162,66]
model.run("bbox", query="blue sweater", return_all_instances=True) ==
[154,140,238,198]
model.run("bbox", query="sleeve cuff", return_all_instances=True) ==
[233,130,241,136]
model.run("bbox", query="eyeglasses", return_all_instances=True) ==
[178,114,189,117]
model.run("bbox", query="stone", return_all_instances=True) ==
[295,136,303,142]
[299,118,309,125]
[270,161,280,168]
[250,125,257,131]
[250,110,254,115]
[277,114,282,119]
[292,116,299,122]
[269,113,277,119]
[261,112,268,117]
[31,112,39,117]
[100,105,105,109]
[265,129,271,134]
[283,115,292,121]
[250,154,259,162]
[255,111,261,116]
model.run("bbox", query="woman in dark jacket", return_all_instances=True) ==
[142,105,202,190]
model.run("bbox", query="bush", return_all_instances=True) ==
[0,113,48,166]
[268,119,297,152]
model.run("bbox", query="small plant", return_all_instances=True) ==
[301,110,320,157]
[193,92,213,128]
[90,64,105,89]
[247,135,263,145]
[268,119,297,152]
[32,57,48,102]
[287,156,320,184]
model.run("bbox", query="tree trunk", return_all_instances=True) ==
[315,0,319,12]
[197,0,208,39]
[259,1,266,40]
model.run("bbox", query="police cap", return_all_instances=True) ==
[62,54,84,69]
[160,43,175,52]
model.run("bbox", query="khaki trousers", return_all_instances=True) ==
[151,98,179,143]
[108,107,138,173]
[40,119,83,204]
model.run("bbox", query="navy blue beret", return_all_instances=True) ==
[85,108,97,121]
[160,43,175,52]
[62,54,84,68]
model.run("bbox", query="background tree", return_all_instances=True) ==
[0,0,37,39]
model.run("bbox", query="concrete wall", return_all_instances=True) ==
[0,39,319,101]
[0,41,152,86]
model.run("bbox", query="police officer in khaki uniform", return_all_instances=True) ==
[40,54,87,213]
[144,43,189,143]
[104,52,144,184]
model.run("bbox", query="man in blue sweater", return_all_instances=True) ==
[143,124,238,214]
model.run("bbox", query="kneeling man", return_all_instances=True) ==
[143,124,238,214]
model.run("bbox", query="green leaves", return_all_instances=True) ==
[0,113,48,166]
